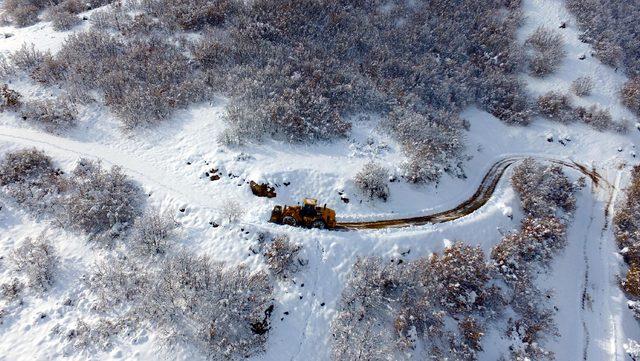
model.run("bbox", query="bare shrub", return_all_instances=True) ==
[0,56,14,80]
[386,107,466,184]
[141,253,273,357]
[65,159,145,242]
[11,235,58,292]
[48,8,81,31]
[354,162,390,201]
[0,148,65,212]
[57,32,204,128]
[0,278,24,301]
[129,208,178,255]
[492,216,567,276]
[220,199,243,224]
[332,243,502,360]
[571,76,594,97]
[264,235,303,279]
[1,84,22,111]
[511,158,576,218]
[66,318,125,352]
[574,104,613,131]
[10,43,48,73]
[20,98,77,132]
[87,256,149,311]
[2,1,40,27]
[621,77,640,117]
[567,0,640,77]
[525,27,566,77]
[536,91,572,122]
[142,0,235,31]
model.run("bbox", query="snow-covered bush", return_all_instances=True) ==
[354,162,390,201]
[65,159,145,242]
[0,84,22,111]
[141,253,273,358]
[567,0,640,77]
[536,91,572,122]
[624,338,640,361]
[129,208,178,255]
[332,243,502,360]
[54,31,204,127]
[220,198,243,224]
[11,235,58,292]
[574,104,613,131]
[430,243,492,314]
[0,278,24,301]
[1,0,42,27]
[141,0,234,31]
[263,235,303,279]
[571,76,594,97]
[614,166,640,301]
[492,216,567,277]
[87,256,149,310]
[0,148,65,213]
[386,107,466,184]
[621,77,640,117]
[511,158,577,218]
[20,98,77,132]
[47,7,81,31]
[525,27,566,77]
[9,43,48,73]
[66,318,125,352]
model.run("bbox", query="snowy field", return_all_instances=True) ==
[1,0,640,360]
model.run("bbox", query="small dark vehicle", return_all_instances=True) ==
[270,198,337,229]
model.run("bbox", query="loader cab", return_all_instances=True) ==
[301,198,318,217]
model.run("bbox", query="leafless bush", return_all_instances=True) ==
[574,104,613,131]
[525,27,566,77]
[66,318,127,352]
[141,253,273,357]
[2,0,41,27]
[567,0,640,77]
[614,166,640,254]
[571,76,594,97]
[11,235,58,292]
[10,43,48,73]
[87,256,150,311]
[0,56,14,80]
[354,162,390,201]
[493,217,567,276]
[20,98,77,132]
[332,243,502,360]
[1,84,22,111]
[621,77,640,117]
[0,148,65,212]
[536,91,572,122]
[386,107,466,184]
[47,8,81,31]
[56,31,204,128]
[65,159,145,242]
[0,278,24,301]
[141,0,235,31]
[220,199,243,224]
[511,158,576,218]
[129,208,178,255]
[264,235,303,279]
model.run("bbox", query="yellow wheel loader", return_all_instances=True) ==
[270,198,337,229]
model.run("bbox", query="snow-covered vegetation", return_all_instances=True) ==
[0,0,639,359]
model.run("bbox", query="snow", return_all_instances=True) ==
[0,0,639,360]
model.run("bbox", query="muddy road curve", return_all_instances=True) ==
[337,156,607,230]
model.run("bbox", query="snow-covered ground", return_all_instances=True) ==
[1,0,639,360]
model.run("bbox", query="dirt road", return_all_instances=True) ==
[337,156,607,230]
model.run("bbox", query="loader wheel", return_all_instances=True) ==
[283,216,297,226]
[312,220,326,229]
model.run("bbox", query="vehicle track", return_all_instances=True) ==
[337,156,608,230]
